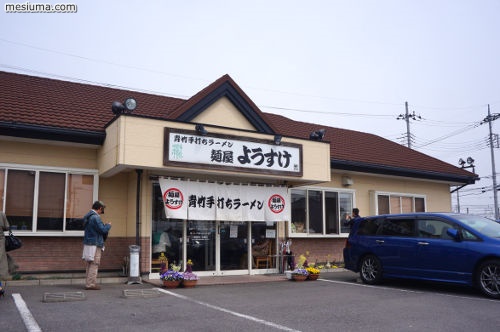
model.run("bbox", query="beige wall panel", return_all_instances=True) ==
[0,140,97,169]
[98,120,120,173]
[140,170,153,240]
[326,172,452,216]
[121,117,165,166]
[192,97,256,131]
[100,116,331,183]
[98,172,130,237]
[300,142,331,182]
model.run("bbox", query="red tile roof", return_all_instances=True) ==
[0,70,476,183]
[264,113,471,178]
[0,71,185,132]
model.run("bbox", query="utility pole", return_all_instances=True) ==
[481,104,500,220]
[397,101,421,149]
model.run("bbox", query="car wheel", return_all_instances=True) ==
[477,259,500,299]
[360,254,383,285]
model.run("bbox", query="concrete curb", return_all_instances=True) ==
[6,276,128,287]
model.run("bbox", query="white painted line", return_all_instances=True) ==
[320,279,500,303]
[157,288,302,332]
[12,293,42,332]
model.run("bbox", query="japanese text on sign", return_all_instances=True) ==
[165,129,302,175]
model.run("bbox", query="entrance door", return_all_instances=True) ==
[219,221,249,272]
[186,220,216,272]
[251,222,277,271]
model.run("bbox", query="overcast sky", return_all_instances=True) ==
[1,0,499,216]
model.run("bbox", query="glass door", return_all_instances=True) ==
[251,222,277,271]
[187,220,216,272]
[219,221,249,271]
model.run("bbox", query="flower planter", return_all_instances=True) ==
[182,280,198,288]
[163,280,181,289]
[307,274,320,281]
[292,274,308,282]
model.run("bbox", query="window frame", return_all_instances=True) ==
[289,186,355,238]
[0,164,99,236]
[372,191,426,215]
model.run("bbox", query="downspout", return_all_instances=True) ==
[136,169,143,246]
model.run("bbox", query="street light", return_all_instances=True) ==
[459,157,475,173]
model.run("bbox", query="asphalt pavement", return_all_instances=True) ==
[2,271,500,332]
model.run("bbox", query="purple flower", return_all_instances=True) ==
[183,272,199,281]
[292,268,308,276]
[160,270,184,281]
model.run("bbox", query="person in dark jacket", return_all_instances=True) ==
[82,201,111,290]
[1,211,19,295]
[343,208,362,229]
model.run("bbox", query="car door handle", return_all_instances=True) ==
[418,241,430,246]
[375,240,385,244]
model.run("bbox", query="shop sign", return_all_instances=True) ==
[159,178,289,222]
[164,128,302,176]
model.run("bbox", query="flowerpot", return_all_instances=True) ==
[182,280,198,288]
[292,274,307,282]
[307,274,319,281]
[163,280,181,289]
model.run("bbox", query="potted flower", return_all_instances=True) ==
[160,263,184,288]
[182,259,199,288]
[291,267,309,281]
[306,266,320,280]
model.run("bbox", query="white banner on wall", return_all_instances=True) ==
[159,178,289,222]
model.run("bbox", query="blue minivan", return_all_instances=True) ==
[343,213,500,298]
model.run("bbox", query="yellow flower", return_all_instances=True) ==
[306,266,320,274]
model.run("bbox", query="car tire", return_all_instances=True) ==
[359,254,383,285]
[476,259,500,299]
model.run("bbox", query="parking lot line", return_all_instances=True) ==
[157,288,302,332]
[12,293,42,332]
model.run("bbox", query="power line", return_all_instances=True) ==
[1,37,498,112]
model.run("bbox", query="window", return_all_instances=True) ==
[291,189,306,234]
[5,170,35,230]
[308,190,323,234]
[357,217,382,236]
[381,218,416,237]
[0,166,98,234]
[290,188,353,236]
[37,172,65,231]
[376,193,426,214]
[0,169,5,208]
[66,174,95,230]
[417,218,470,240]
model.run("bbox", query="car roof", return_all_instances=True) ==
[361,212,466,219]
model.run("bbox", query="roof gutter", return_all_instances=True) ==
[0,122,105,145]
[331,159,478,185]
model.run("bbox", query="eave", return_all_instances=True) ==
[0,122,105,145]
[331,159,478,185]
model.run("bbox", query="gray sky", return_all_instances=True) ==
[1,0,499,216]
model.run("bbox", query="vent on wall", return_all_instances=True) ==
[342,176,353,186]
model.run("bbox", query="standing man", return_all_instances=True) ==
[343,208,362,229]
[82,201,111,290]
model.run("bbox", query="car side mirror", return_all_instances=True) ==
[446,228,461,241]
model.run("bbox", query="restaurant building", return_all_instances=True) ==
[0,70,477,278]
